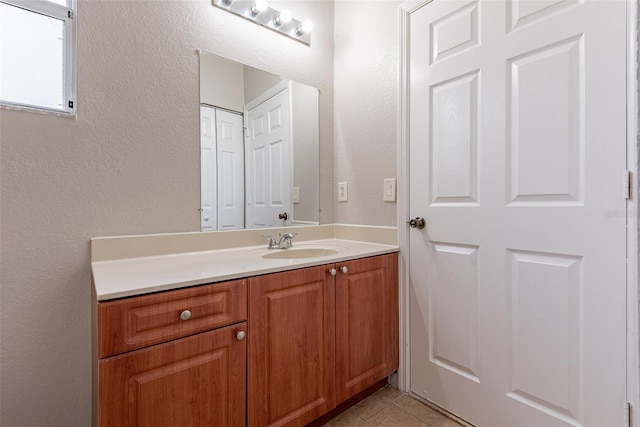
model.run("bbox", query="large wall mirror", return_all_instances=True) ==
[199,51,320,231]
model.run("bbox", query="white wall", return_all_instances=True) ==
[0,1,334,425]
[243,65,284,104]
[292,81,320,222]
[200,53,245,111]
[334,0,399,226]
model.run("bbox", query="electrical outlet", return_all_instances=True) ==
[338,182,348,202]
[293,187,300,203]
[383,178,396,202]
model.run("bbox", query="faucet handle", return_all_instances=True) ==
[280,232,297,248]
[263,234,279,249]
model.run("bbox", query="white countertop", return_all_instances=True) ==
[92,239,399,301]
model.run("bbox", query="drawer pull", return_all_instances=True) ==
[236,330,246,341]
[340,266,348,274]
[329,268,337,276]
[180,310,192,321]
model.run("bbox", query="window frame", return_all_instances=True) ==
[0,0,76,116]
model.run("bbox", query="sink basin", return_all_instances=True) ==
[262,248,339,260]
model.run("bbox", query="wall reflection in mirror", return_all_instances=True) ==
[200,51,320,231]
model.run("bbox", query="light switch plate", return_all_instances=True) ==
[338,182,348,202]
[383,178,396,202]
[293,187,300,203]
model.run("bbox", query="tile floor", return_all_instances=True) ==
[322,386,466,427]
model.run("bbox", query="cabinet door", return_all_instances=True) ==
[335,253,399,403]
[99,323,247,427]
[248,265,335,426]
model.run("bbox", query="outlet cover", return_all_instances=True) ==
[383,178,396,202]
[338,182,348,202]
[293,187,300,203]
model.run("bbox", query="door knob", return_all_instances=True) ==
[407,217,426,230]
[278,212,288,220]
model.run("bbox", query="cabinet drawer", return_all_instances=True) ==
[98,279,246,358]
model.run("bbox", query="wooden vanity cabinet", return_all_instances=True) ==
[96,279,247,427]
[96,253,398,427]
[248,253,398,426]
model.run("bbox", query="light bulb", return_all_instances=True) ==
[251,0,268,15]
[297,20,313,35]
[275,9,292,26]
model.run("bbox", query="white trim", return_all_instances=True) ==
[0,103,75,118]
[333,223,397,230]
[290,220,320,225]
[0,0,76,116]
[244,79,290,111]
[287,81,294,226]
[65,0,76,115]
[626,0,639,424]
[398,0,434,395]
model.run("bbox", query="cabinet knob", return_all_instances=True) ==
[329,268,337,276]
[340,266,348,274]
[180,310,192,321]
[236,330,246,341]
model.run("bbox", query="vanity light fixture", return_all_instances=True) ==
[275,9,291,26]
[211,0,312,45]
[251,0,268,16]
[297,20,313,35]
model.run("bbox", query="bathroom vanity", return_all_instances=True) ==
[91,229,399,426]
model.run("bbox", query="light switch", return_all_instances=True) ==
[383,178,396,202]
[293,186,300,203]
[338,182,348,202]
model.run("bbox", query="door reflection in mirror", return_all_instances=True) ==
[199,51,320,230]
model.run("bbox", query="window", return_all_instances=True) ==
[0,0,75,115]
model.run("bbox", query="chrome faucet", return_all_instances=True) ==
[264,233,297,249]
[278,233,296,249]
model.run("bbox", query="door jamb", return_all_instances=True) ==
[626,0,639,424]
[397,0,432,393]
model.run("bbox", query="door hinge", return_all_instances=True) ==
[68,101,74,109]
[67,10,73,19]
[624,400,631,427]
[624,170,631,200]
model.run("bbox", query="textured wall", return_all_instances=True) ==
[0,1,334,425]
[292,81,321,222]
[242,64,284,103]
[334,0,399,226]
[200,53,245,111]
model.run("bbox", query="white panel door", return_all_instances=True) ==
[200,105,216,231]
[245,86,293,228]
[216,109,245,230]
[409,1,627,426]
